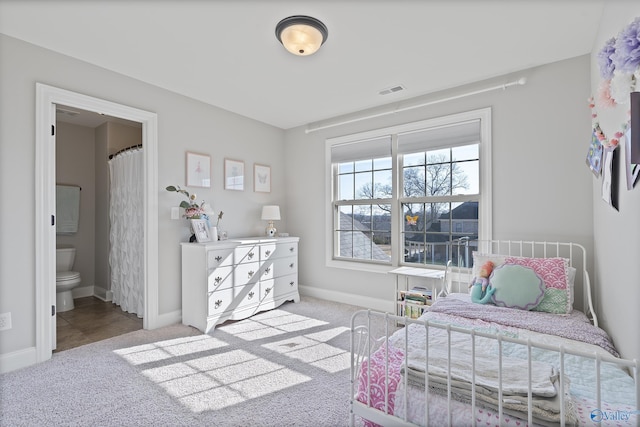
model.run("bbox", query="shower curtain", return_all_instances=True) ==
[108,148,144,317]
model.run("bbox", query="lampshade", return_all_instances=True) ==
[261,205,281,221]
[275,15,328,56]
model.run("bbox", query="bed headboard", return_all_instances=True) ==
[444,239,597,326]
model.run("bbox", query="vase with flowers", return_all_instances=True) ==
[166,185,216,242]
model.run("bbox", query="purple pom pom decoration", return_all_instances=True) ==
[598,37,617,79]
[611,17,640,74]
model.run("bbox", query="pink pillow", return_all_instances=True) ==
[504,256,571,314]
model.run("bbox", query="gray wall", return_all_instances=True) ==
[284,55,595,323]
[590,3,640,361]
[0,33,286,358]
[55,122,96,294]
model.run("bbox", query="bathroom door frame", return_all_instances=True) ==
[35,83,159,362]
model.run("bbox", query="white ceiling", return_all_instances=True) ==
[0,1,608,130]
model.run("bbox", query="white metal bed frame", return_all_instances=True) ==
[350,240,639,427]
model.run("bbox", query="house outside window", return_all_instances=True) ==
[326,108,492,270]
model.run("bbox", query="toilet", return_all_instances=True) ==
[56,245,82,312]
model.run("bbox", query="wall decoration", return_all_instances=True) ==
[191,219,213,242]
[186,152,211,188]
[624,126,640,189]
[224,158,244,191]
[631,91,640,164]
[586,131,604,176]
[589,16,640,205]
[254,163,271,193]
[601,147,619,211]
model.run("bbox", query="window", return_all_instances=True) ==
[332,136,392,263]
[327,108,491,269]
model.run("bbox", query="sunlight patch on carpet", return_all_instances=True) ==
[218,310,328,341]
[262,326,351,373]
[141,349,311,412]
[114,335,228,365]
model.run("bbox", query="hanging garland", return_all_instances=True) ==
[589,17,640,148]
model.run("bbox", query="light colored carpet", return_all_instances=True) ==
[0,297,372,427]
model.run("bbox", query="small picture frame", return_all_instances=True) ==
[191,219,213,243]
[186,152,211,188]
[586,131,603,177]
[224,158,244,191]
[254,163,271,193]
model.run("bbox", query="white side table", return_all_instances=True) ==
[389,267,445,318]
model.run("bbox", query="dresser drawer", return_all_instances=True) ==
[235,244,259,264]
[234,261,260,285]
[260,242,278,261]
[208,266,234,291]
[235,282,261,309]
[207,288,235,316]
[261,256,298,280]
[261,242,297,260]
[274,273,298,295]
[207,248,234,268]
[260,279,276,302]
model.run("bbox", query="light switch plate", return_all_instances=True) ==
[171,207,180,220]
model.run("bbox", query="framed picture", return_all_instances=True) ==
[601,147,619,211]
[190,219,213,243]
[625,126,640,190]
[586,131,603,177]
[254,163,271,193]
[186,152,211,188]
[224,158,244,191]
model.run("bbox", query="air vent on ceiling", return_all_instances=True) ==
[379,85,405,96]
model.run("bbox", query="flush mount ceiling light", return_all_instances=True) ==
[275,15,328,56]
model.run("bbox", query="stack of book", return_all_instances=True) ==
[400,286,433,319]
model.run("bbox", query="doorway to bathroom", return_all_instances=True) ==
[35,84,159,364]
[54,106,144,351]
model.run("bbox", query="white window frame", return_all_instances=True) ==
[325,108,492,272]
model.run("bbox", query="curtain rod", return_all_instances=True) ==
[305,77,527,134]
[108,144,143,160]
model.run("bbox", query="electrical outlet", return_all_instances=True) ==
[0,312,11,331]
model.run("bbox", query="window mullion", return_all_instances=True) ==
[391,135,400,266]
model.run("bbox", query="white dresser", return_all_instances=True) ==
[181,236,299,333]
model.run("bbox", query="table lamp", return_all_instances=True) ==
[261,205,281,237]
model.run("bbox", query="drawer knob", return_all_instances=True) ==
[248,252,255,259]
[265,287,272,295]
[215,255,222,262]
[265,250,271,256]
[248,270,254,278]
[289,263,295,269]
[215,276,222,284]
[214,299,222,309]
[289,247,294,252]
[264,267,271,275]
[290,281,295,287]
[248,291,255,299]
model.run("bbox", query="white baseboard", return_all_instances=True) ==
[0,346,37,374]
[157,309,182,329]
[92,286,113,302]
[298,285,393,313]
[71,285,94,299]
